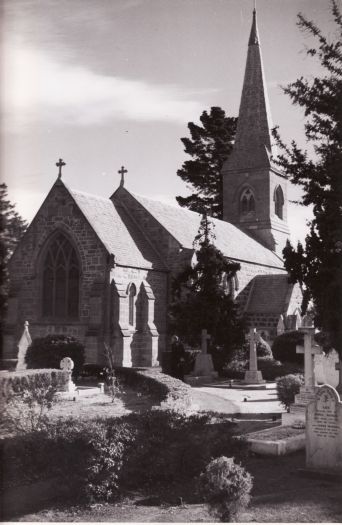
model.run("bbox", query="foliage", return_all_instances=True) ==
[199,456,253,522]
[115,365,193,410]
[176,107,237,218]
[223,356,303,381]
[25,334,85,377]
[122,410,246,489]
[0,183,28,346]
[3,384,57,434]
[276,374,304,410]
[1,417,135,501]
[0,368,67,402]
[169,214,246,366]
[272,0,342,356]
[1,410,248,502]
[272,331,304,364]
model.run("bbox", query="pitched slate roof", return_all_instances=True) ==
[68,186,164,270]
[130,192,284,269]
[246,274,291,314]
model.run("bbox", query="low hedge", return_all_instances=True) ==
[1,410,247,500]
[222,358,303,381]
[115,367,193,410]
[0,369,69,402]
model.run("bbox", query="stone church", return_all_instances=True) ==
[4,9,301,367]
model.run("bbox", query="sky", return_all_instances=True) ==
[1,0,338,245]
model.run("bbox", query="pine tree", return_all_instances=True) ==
[169,214,245,366]
[0,183,28,321]
[273,0,342,356]
[176,107,237,218]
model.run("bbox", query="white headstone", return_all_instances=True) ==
[16,321,32,371]
[306,385,342,472]
[60,357,76,393]
[314,350,339,388]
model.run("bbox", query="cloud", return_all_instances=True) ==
[2,43,204,131]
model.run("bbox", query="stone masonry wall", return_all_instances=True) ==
[4,181,111,363]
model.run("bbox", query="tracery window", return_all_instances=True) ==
[240,188,255,214]
[42,233,80,318]
[128,283,136,326]
[274,185,284,219]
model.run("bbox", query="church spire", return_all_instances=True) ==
[224,8,275,171]
[248,8,259,46]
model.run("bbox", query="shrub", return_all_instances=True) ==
[1,409,249,501]
[115,367,192,410]
[25,334,85,377]
[199,456,253,522]
[121,410,246,489]
[272,331,304,364]
[3,383,58,434]
[0,369,68,402]
[1,417,135,500]
[276,373,304,410]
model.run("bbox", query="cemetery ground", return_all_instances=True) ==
[2,379,342,523]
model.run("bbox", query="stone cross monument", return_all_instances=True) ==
[185,329,218,385]
[282,316,323,427]
[243,328,265,384]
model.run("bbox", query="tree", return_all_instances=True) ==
[0,183,28,321]
[176,107,237,218]
[169,214,245,366]
[273,0,342,356]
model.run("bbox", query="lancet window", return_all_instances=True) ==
[42,233,80,318]
[274,185,284,219]
[240,188,255,214]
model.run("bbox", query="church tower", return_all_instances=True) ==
[222,9,290,257]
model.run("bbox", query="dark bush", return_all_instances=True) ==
[25,334,85,377]
[79,363,106,380]
[271,331,304,364]
[276,373,304,410]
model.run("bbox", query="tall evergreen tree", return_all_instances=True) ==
[169,214,245,364]
[0,183,28,321]
[176,107,237,218]
[273,0,342,356]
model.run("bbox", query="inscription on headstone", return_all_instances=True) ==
[306,384,342,472]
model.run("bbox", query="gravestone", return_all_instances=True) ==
[306,384,342,472]
[314,349,339,388]
[15,321,32,371]
[282,320,322,427]
[243,328,265,384]
[60,357,76,393]
[185,329,218,385]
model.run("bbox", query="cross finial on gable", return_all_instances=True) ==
[118,165,128,187]
[56,158,66,179]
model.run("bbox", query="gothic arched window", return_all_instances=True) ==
[128,283,136,326]
[42,233,80,318]
[274,185,284,219]
[240,188,255,215]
